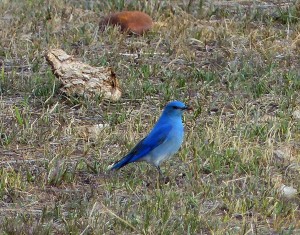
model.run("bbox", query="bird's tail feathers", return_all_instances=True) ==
[110,154,132,170]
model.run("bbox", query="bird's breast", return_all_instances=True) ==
[147,125,184,166]
[168,127,184,149]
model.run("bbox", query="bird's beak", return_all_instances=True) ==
[183,106,193,111]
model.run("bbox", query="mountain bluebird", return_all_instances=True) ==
[110,100,191,174]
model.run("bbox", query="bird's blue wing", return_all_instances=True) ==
[129,124,172,162]
[111,124,172,170]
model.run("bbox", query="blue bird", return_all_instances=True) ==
[110,100,191,175]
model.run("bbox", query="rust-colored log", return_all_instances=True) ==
[100,11,153,35]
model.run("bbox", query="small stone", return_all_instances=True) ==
[292,110,300,119]
[280,184,298,199]
[76,123,109,138]
[273,149,286,161]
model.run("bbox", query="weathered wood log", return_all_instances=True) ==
[46,49,121,101]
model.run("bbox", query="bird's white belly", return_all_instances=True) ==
[143,129,184,166]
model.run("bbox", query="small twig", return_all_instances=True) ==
[0,158,49,165]
[80,225,90,235]
[102,204,138,232]
[44,80,56,104]
[223,176,248,185]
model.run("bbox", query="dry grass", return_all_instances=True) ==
[0,0,300,234]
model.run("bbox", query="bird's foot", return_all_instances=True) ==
[161,176,170,184]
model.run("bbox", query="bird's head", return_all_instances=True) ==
[162,100,192,117]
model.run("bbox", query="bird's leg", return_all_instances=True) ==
[156,166,164,177]
[155,166,163,188]
[156,166,170,184]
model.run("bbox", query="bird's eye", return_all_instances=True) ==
[172,106,179,109]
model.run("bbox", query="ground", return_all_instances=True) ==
[0,0,299,234]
